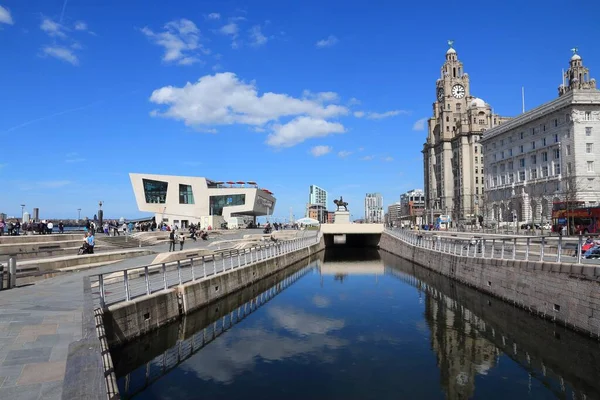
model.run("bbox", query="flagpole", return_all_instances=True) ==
[521,87,525,113]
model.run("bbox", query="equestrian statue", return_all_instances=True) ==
[333,196,349,211]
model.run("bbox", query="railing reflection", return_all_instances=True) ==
[114,261,317,399]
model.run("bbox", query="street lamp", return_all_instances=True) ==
[20,204,25,222]
[77,208,81,222]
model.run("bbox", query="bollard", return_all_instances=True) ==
[0,264,3,290]
[8,256,17,289]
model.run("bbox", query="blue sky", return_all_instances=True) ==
[1,0,599,221]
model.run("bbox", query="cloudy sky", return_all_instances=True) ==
[0,0,599,219]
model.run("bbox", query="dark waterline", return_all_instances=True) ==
[112,249,600,400]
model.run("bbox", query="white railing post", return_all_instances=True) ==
[557,236,562,262]
[202,256,207,278]
[123,270,130,301]
[190,258,195,281]
[577,235,583,264]
[99,275,106,308]
[491,239,495,259]
[540,237,545,261]
[512,238,517,260]
[244,249,248,265]
[501,240,505,259]
[525,238,530,261]
[162,263,167,290]
[230,251,234,269]
[177,261,182,285]
[482,239,486,258]
[144,266,150,295]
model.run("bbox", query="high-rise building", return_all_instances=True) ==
[308,185,328,223]
[365,193,384,223]
[387,202,402,227]
[482,50,600,225]
[422,42,510,225]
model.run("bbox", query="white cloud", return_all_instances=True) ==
[141,19,207,65]
[338,150,352,158]
[413,117,427,131]
[0,5,13,25]
[310,145,332,157]
[40,17,68,38]
[361,155,374,161]
[303,90,339,103]
[149,72,349,147]
[42,46,79,65]
[383,156,394,162]
[207,13,221,20]
[249,25,267,46]
[0,163,6,169]
[212,63,222,71]
[268,117,344,147]
[219,23,238,36]
[40,180,72,189]
[354,110,409,120]
[316,35,338,48]
[348,97,361,106]
[74,21,87,31]
[312,295,331,308]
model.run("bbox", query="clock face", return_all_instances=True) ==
[452,84,465,99]
[437,88,444,102]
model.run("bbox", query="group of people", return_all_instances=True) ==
[168,225,209,252]
[0,219,67,235]
[78,231,96,255]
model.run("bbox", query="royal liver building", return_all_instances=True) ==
[422,43,508,225]
[481,50,600,225]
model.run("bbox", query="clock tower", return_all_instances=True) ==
[423,41,507,226]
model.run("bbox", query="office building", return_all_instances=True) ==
[482,50,600,224]
[400,189,426,226]
[387,202,402,227]
[365,193,384,223]
[308,185,329,223]
[129,173,276,229]
[423,42,509,225]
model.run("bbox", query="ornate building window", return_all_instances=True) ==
[588,161,595,172]
[587,143,594,153]
[585,112,591,121]
[586,127,593,136]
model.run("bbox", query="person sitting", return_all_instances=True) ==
[86,232,95,254]
[200,230,208,240]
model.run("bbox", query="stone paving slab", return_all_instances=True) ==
[0,229,276,399]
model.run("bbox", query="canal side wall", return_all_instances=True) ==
[379,232,600,338]
[102,238,325,347]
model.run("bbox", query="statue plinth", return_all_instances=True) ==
[333,211,351,224]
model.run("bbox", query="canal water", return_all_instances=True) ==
[112,249,600,400]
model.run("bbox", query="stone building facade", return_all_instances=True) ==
[423,43,509,225]
[481,51,600,225]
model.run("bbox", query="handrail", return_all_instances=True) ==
[92,233,320,308]
[385,228,587,265]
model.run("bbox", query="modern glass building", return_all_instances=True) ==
[130,173,276,229]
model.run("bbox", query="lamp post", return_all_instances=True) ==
[77,208,81,222]
[20,204,25,222]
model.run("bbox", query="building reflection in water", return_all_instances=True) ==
[425,289,497,400]
[384,252,600,400]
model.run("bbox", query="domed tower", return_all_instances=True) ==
[558,48,597,96]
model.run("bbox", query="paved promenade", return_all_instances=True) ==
[0,229,275,400]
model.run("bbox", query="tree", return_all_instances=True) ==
[560,171,588,235]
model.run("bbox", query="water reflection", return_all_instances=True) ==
[114,249,600,400]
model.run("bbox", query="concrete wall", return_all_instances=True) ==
[102,238,325,347]
[379,232,600,338]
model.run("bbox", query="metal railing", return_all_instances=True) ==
[92,234,319,308]
[117,264,313,398]
[386,228,586,264]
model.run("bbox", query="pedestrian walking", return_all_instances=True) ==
[169,230,176,252]
[179,235,185,251]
